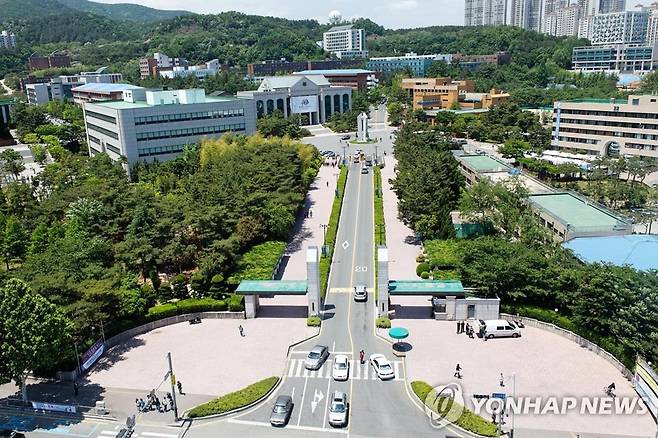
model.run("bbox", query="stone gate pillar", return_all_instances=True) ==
[377,246,389,318]
[307,246,320,317]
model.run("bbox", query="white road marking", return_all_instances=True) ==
[284,359,404,381]
[297,376,309,426]
[228,418,348,434]
[310,388,324,414]
[99,432,118,437]
[140,432,179,438]
[322,370,332,428]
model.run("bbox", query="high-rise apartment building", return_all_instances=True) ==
[544,4,582,36]
[464,0,508,26]
[321,25,367,59]
[598,0,626,14]
[0,31,16,49]
[646,6,658,45]
[510,0,544,32]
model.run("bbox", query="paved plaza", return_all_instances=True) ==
[398,320,656,437]
[86,318,314,398]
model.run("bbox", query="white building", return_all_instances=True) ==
[590,8,650,45]
[510,0,544,32]
[0,31,16,49]
[464,0,508,26]
[159,59,222,80]
[647,6,658,45]
[321,25,367,59]
[83,88,256,173]
[237,75,352,125]
[544,4,581,36]
[26,69,123,105]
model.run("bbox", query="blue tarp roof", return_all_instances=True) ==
[563,235,658,271]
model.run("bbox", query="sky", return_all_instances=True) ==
[94,0,467,29]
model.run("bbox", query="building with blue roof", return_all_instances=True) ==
[563,235,658,271]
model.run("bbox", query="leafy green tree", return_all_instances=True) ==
[0,149,25,180]
[0,279,71,402]
[1,216,26,270]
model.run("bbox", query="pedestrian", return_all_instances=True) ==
[177,381,183,395]
[73,382,79,397]
[139,398,145,411]
[326,181,329,187]
[499,373,505,387]
[309,210,313,218]
[459,321,464,334]
[454,363,462,379]
[239,324,244,337]
[359,349,365,364]
[456,321,460,334]
[135,398,141,412]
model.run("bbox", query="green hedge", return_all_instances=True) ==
[411,381,497,437]
[320,165,348,298]
[228,294,245,312]
[376,317,391,328]
[187,376,279,418]
[374,166,386,300]
[424,240,462,269]
[227,241,286,285]
[145,298,231,322]
[307,316,321,327]
[416,262,429,277]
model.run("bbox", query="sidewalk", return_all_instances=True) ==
[381,156,421,280]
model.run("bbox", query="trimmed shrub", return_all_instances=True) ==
[416,254,426,263]
[416,262,430,277]
[177,298,227,313]
[228,294,245,312]
[307,316,321,327]
[411,381,496,437]
[171,274,188,299]
[420,271,430,279]
[146,303,178,321]
[187,376,279,418]
[190,272,206,294]
[376,317,391,328]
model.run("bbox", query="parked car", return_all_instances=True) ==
[478,319,521,339]
[332,354,350,381]
[361,166,369,174]
[353,285,367,302]
[369,354,395,380]
[365,157,373,166]
[270,395,293,426]
[328,391,349,427]
[341,134,351,140]
[305,345,329,370]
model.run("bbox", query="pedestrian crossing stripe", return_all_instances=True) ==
[328,287,354,294]
[286,359,403,381]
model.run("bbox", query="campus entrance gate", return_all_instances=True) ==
[376,246,499,320]
[236,246,321,318]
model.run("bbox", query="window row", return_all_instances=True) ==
[138,144,185,157]
[134,108,245,125]
[136,123,246,141]
[88,123,119,140]
[558,117,658,131]
[106,143,121,155]
[557,126,658,140]
[557,109,658,119]
[86,110,117,125]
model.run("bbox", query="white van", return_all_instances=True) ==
[479,319,521,339]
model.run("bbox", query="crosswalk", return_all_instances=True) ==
[286,358,404,381]
[328,287,355,294]
[99,430,179,438]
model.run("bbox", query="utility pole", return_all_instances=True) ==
[342,144,347,166]
[375,144,379,165]
[166,352,179,421]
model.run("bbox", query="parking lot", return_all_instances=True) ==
[397,320,656,437]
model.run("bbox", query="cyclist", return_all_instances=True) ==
[359,350,365,364]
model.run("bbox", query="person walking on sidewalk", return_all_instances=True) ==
[177,381,184,395]
[73,382,79,397]
[454,363,462,379]
[239,324,245,337]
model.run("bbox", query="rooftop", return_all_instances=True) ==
[91,94,239,110]
[72,83,142,93]
[388,280,465,296]
[236,280,308,295]
[528,192,630,231]
[327,24,354,32]
[294,69,374,75]
[457,154,511,172]
[563,235,658,271]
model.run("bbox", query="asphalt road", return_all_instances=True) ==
[198,161,447,437]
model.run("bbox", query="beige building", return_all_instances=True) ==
[552,95,658,161]
[401,77,509,111]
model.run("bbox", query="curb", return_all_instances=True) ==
[182,376,282,421]
[286,329,320,357]
[0,405,117,423]
[323,166,349,301]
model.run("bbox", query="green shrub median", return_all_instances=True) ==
[187,376,280,418]
[411,381,497,437]
[374,165,386,300]
[320,165,348,298]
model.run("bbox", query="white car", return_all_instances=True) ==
[369,354,395,380]
[332,354,349,381]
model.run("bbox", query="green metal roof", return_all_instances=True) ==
[528,193,629,231]
[388,280,465,296]
[458,155,511,173]
[236,280,308,295]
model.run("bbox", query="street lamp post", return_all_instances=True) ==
[166,352,179,422]
[342,144,347,166]
[321,224,329,257]
[375,144,379,165]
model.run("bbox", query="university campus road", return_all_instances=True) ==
[189,161,451,438]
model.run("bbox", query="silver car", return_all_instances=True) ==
[270,395,293,426]
[305,345,329,370]
[328,391,348,427]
